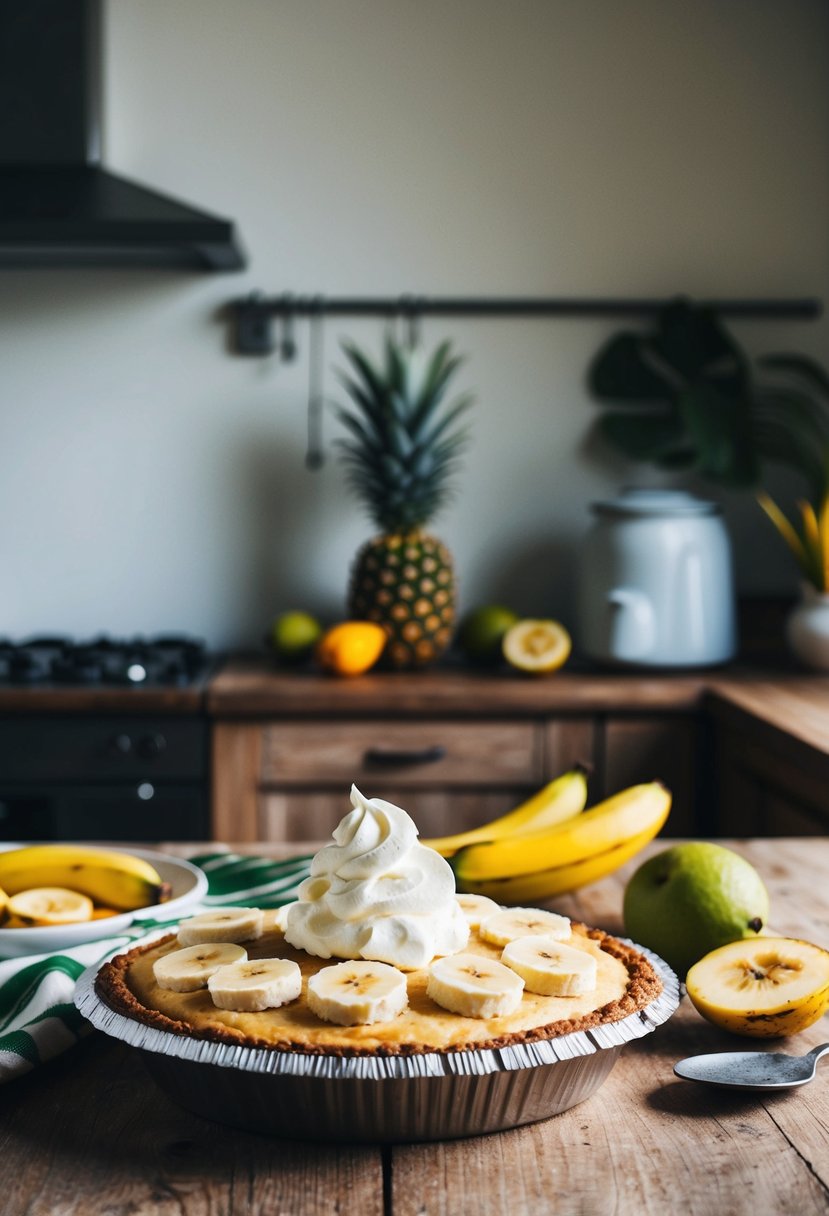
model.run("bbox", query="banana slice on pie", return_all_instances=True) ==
[427,953,524,1018]
[153,943,248,993]
[176,907,264,946]
[479,907,571,948]
[307,960,408,1026]
[455,894,501,929]
[501,935,598,996]
[208,958,302,1011]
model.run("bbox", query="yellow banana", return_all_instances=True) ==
[456,822,665,904]
[0,844,171,911]
[452,782,671,884]
[423,766,589,857]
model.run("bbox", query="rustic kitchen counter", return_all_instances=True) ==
[2,838,827,1216]
[207,657,829,750]
[207,659,829,841]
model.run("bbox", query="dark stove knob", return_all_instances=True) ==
[138,732,167,759]
[109,733,133,756]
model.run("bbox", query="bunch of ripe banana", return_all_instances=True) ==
[423,767,671,904]
[0,844,171,927]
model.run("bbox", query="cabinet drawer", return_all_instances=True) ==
[259,720,541,787]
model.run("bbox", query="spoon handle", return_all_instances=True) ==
[805,1043,829,1069]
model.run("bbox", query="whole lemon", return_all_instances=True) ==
[269,611,323,664]
[458,605,519,665]
[316,621,387,676]
[623,842,770,978]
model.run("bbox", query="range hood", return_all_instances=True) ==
[0,0,245,270]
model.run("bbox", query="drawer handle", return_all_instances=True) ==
[363,745,447,768]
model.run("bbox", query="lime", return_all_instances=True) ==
[269,611,323,664]
[623,842,770,978]
[458,605,519,665]
[502,619,571,674]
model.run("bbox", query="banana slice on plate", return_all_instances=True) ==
[501,934,598,996]
[208,957,302,1011]
[153,943,248,993]
[456,893,501,929]
[7,887,94,926]
[479,907,571,948]
[176,907,264,946]
[427,953,524,1018]
[307,960,408,1026]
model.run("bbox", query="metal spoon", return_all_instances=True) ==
[674,1043,829,1091]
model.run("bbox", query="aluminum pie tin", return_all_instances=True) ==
[75,940,680,1143]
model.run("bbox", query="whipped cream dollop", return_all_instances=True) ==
[284,785,469,970]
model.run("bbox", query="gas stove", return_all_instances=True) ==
[0,635,211,688]
[0,634,212,843]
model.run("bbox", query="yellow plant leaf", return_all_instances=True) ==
[820,493,829,592]
[757,494,811,568]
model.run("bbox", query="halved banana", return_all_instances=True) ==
[176,907,264,946]
[479,907,570,948]
[501,934,598,996]
[7,887,94,926]
[153,943,248,993]
[207,957,302,1011]
[306,960,408,1026]
[427,953,524,1018]
[686,937,829,1037]
[456,893,501,929]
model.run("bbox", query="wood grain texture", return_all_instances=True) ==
[211,722,261,842]
[258,720,542,786]
[207,659,710,717]
[0,1035,383,1216]
[258,787,538,842]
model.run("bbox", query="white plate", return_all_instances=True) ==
[0,845,207,958]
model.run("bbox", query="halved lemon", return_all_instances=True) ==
[686,937,829,1038]
[7,887,95,927]
[502,619,572,674]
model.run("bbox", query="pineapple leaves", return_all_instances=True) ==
[333,335,474,532]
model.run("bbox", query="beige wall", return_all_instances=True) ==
[3,0,828,646]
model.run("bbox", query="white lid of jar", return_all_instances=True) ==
[590,487,721,518]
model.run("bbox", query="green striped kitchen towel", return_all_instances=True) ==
[0,850,312,1084]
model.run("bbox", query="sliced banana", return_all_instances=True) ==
[501,934,598,996]
[306,960,408,1026]
[207,957,302,1011]
[427,953,524,1018]
[456,893,501,929]
[153,943,248,993]
[7,887,94,926]
[479,907,571,948]
[176,907,264,946]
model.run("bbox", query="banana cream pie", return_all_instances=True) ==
[96,787,662,1055]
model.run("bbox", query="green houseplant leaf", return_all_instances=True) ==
[588,299,759,488]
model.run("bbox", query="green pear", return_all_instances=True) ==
[623,842,770,978]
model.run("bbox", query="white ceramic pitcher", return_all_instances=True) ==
[576,488,737,668]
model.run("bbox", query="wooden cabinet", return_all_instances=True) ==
[711,713,829,837]
[209,667,704,842]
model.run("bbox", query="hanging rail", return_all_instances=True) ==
[229,292,821,356]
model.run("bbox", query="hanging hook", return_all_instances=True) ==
[306,298,325,470]
[279,293,297,361]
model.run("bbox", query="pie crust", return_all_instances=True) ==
[95,911,662,1057]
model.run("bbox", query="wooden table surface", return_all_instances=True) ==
[2,838,828,1216]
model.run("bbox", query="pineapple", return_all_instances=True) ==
[335,336,473,669]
